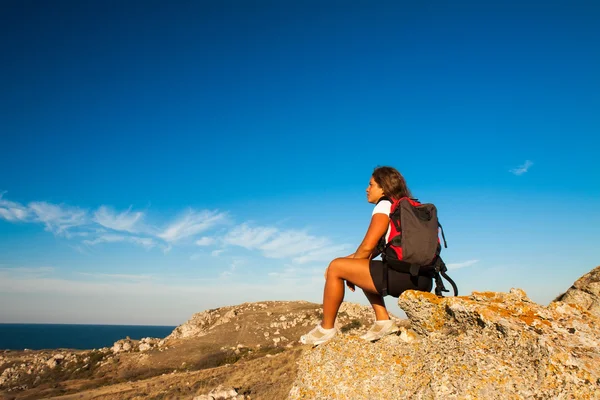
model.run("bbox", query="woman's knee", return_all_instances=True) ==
[326,258,345,279]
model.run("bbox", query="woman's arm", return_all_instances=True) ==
[323,215,387,283]
[353,214,389,259]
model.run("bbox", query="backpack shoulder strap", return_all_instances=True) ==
[377,196,392,205]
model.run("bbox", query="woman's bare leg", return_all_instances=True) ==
[322,257,380,329]
[362,290,390,321]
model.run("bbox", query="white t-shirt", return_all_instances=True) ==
[372,199,392,243]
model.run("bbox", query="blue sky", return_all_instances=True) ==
[1,0,599,325]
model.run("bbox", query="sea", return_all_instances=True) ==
[0,324,176,351]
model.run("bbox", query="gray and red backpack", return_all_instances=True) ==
[377,196,458,297]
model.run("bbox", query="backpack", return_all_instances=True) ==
[377,196,458,297]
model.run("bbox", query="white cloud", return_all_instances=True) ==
[510,160,533,176]
[0,266,55,277]
[292,244,353,264]
[267,264,325,285]
[0,194,349,264]
[259,230,328,258]
[0,270,326,324]
[0,192,30,222]
[446,259,479,270]
[129,236,156,249]
[158,210,227,243]
[268,266,299,279]
[224,223,350,262]
[83,234,156,249]
[219,259,243,278]
[0,194,88,234]
[223,224,278,249]
[195,237,216,246]
[83,234,125,245]
[77,272,154,282]
[161,244,173,254]
[93,206,144,233]
[28,201,88,235]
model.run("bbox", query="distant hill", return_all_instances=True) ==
[0,300,386,399]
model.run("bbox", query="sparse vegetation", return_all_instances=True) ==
[189,350,241,371]
[0,300,374,400]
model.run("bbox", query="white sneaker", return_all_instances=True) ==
[300,325,337,345]
[360,320,399,342]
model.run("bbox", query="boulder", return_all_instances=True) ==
[554,265,600,317]
[289,273,600,399]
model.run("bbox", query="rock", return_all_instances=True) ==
[288,267,600,400]
[112,339,135,354]
[194,384,239,400]
[138,343,151,352]
[168,306,244,339]
[398,326,418,343]
[209,385,238,399]
[0,367,15,386]
[555,265,600,317]
[111,342,123,354]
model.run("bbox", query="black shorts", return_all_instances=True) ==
[369,260,433,297]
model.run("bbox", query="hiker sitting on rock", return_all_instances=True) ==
[300,166,434,345]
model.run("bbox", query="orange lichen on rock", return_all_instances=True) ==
[289,266,600,400]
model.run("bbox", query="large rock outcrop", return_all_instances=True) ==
[555,266,600,318]
[289,267,600,399]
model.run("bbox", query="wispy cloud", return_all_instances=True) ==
[267,264,324,284]
[158,210,227,243]
[0,270,325,324]
[292,244,353,264]
[0,192,31,222]
[1,194,90,236]
[510,160,533,176]
[93,206,144,233]
[83,234,156,249]
[222,225,277,249]
[0,194,348,265]
[268,266,299,279]
[446,259,479,270]
[223,223,351,263]
[28,201,88,235]
[195,237,216,246]
[77,272,154,282]
[0,266,56,277]
[220,258,245,278]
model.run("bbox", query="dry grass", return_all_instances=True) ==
[1,300,385,400]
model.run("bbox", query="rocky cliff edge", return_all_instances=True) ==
[289,266,600,399]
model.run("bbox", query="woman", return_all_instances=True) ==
[300,166,433,345]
